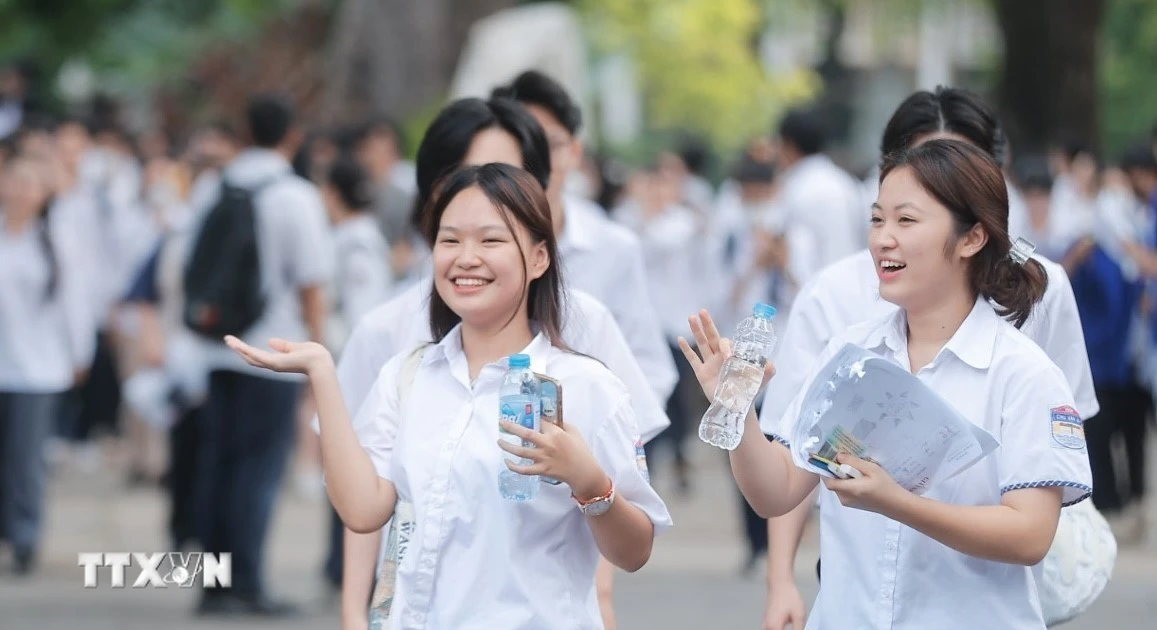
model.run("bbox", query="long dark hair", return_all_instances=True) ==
[880,139,1047,327]
[37,197,58,301]
[422,163,568,348]
[6,156,58,301]
[410,98,551,236]
[881,86,1006,164]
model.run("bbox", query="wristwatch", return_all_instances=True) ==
[574,479,615,517]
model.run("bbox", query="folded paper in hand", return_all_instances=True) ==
[790,343,999,494]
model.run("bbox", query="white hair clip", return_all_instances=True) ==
[1009,237,1036,265]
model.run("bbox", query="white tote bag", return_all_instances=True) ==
[1039,499,1117,627]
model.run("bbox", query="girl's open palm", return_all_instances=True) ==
[678,309,775,400]
[224,335,334,376]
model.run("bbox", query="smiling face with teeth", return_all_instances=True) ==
[870,165,987,314]
[432,182,550,335]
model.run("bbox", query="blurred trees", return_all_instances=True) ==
[579,0,820,152]
[994,0,1107,157]
[321,0,519,124]
[1099,0,1157,157]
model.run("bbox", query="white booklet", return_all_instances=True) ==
[789,343,999,495]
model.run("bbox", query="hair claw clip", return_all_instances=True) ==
[1009,237,1036,265]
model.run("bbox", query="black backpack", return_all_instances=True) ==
[182,176,281,339]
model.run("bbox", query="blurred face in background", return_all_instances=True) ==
[1023,186,1051,232]
[524,104,580,205]
[1,159,51,223]
[55,121,91,171]
[188,126,238,171]
[1125,166,1157,202]
[354,125,400,179]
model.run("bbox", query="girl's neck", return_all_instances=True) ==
[331,210,358,226]
[904,285,975,371]
[2,209,35,235]
[460,311,536,380]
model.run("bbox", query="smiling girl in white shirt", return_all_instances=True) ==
[682,139,1092,629]
[227,163,670,629]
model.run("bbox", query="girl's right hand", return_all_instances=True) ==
[678,309,775,400]
[225,336,334,377]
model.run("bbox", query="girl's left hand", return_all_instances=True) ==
[822,453,907,515]
[499,420,609,500]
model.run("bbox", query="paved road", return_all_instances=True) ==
[2,439,1154,629]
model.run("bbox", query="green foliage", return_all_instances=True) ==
[1099,0,1157,159]
[0,0,306,97]
[579,0,820,153]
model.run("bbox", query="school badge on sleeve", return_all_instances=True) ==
[635,439,650,484]
[1049,405,1085,450]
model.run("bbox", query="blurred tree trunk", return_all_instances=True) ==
[322,0,519,125]
[994,0,1106,156]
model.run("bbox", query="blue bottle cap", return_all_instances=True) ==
[508,354,531,368]
[753,302,777,319]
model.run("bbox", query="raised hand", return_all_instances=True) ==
[224,336,334,377]
[678,309,733,399]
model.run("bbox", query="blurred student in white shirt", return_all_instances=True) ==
[770,109,863,283]
[229,164,670,629]
[323,155,393,352]
[614,164,702,495]
[492,71,677,409]
[0,155,94,575]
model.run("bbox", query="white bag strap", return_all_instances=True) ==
[369,342,429,629]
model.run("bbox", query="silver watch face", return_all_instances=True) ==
[582,495,613,516]
[583,497,610,515]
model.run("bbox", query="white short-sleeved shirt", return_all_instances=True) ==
[329,214,392,352]
[333,280,671,444]
[184,149,335,380]
[760,249,1099,435]
[356,327,672,630]
[559,195,678,400]
[771,298,1092,630]
[0,218,95,392]
[771,154,864,283]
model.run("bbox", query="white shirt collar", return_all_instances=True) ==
[424,323,556,383]
[863,297,1000,370]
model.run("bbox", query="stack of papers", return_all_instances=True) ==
[790,343,999,494]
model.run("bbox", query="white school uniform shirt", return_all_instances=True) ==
[771,154,863,283]
[612,201,703,340]
[184,148,335,380]
[0,217,95,392]
[559,195,678,400]
[760,249,1099,436]
[329,214,393,351]
[774,298,1092,630]
[357,326,672,630]
[333,280,672,444]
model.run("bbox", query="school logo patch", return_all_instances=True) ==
[1050,405,1085,450]
[634,439,650,485]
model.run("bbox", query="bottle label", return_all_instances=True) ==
[500,396,537,432]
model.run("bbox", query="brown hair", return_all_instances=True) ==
[880,139,1048,328]
[422,162,570,347]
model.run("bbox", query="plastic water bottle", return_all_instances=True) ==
[498,354,540,501]
[699,303,778,450]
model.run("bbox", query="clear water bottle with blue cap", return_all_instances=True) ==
[499,354,540,501]
[699,302,778,450]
